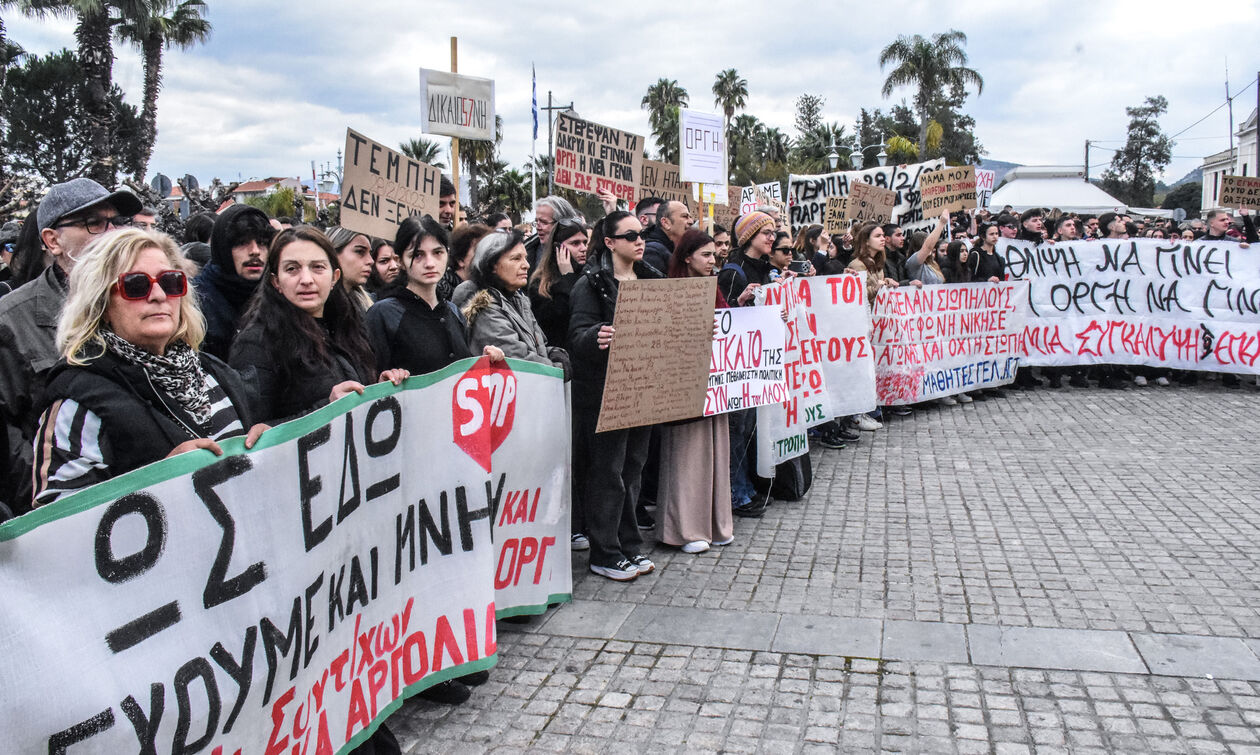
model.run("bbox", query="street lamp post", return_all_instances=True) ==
[827,132,840,172]
[844,134,888,168]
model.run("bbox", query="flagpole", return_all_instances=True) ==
[531,64,538,213]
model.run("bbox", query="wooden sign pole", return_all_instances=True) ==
[449,36,462,227]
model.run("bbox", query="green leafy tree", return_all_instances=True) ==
[879,29,983,157]
[792,122,849,173]
[1161,181,1201,216]
[728,114,764,184]
[1102,96,1173,207]
[115,0,210,181]
[713,68,747,174]
[244,186,299,219]
[641,78,688,163]
[483,166,531,219]
[459,114,502,211]
[3,48,141,184]
[399,137,446,168]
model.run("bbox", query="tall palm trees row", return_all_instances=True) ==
[2,0,211,186]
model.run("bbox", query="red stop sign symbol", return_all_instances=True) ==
[452,357,518,472]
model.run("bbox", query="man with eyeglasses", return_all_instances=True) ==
[0,178,141,517]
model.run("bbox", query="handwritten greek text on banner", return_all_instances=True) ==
[872,282,1029,404]
[787,159,945,234]
[998,239,1260,373]
[0,358,570,754]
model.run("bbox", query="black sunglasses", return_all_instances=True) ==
[56,215,134,234]
[116,269,188,300]
[773,246,793,254]
[609,231,644,243]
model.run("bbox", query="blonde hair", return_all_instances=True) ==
[58,228,206,365]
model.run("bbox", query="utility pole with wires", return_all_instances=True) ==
[1084,139,1090,181]
[1227,58,1235,170]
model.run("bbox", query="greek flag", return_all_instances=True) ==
[531,65,538,141]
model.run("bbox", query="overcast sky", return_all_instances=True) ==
[7,0,1259,189]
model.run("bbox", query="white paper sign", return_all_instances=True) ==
[975,168,996,210]
[788,159,945,234]
[419,68,496,140]
[705,306,788,415]
[679,109,727,186]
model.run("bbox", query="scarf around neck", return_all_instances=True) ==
[101,330,212,425]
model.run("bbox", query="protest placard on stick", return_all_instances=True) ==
[679,109,726,186]
[418,68,495,140]
[823,196,849,235]
[919,165,978,214]
[553,112,644,204]
[1220,175,1260,211]
[597,277,716,432]
[843,182,897,225]
[340,128,442,241]
[974,168,996,210]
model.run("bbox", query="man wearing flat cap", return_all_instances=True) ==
[0,178,141,516]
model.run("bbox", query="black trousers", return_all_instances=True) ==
[574,405,650,567]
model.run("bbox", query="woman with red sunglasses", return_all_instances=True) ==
[32,229,267,507]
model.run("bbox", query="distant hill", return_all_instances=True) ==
[978,159,1021,186]
[1170,166,1202,187]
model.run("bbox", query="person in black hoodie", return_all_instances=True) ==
[230,227,408,424]
[366,216,503,378]
[193,204,275,359]
[33,229,266,506]
[568,210,663,581]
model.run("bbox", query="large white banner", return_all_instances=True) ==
[419,69,496,140]
[705,305,788,416]
[998,239,1260,373]
[803,274,878,417]
[872,282,1030,404]
[788,158,945,234]
[0,357,570,754]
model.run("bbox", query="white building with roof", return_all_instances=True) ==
[1201,108,1258,212]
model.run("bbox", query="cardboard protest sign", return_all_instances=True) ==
[871,282,1029,404]
[640,159,696,216]
[823,196,849,235]
[975,168,996,210]
[0,357,571,753]
[418,68,495,140]
[1220,174,1260,210]
[739,181,784,217]
[705,305,788,416]
[754,279,833,476]
[802,274,878,417]
[597,277,717,432]
[553,112,644,204]
[919,165,977,214]
[788,158,945,233]
[842,181,898,225]
[999,238,1260,374]
[678,109,727,186]
[341,128,442,240]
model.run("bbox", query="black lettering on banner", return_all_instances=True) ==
[417,496,452,564]
[395,505,415,584]
[337,413,362,523]
[327,564,346,632]
[172,657,220,754]
[96,492,183,652]
[209,626,256,734]
[303,573,322,668]
[346,555,370,615]
[298,423,332,551]
[194,456,266,609]
[259,598,302,704]
[48,708,115,754]
[365,397,402,501]
[455,485,489,552]
[485,474,506,543]
[95,492,165,583]
[120,683,163,755]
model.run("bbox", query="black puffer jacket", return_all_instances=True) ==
[193,204,267,358]
[567,250,666,412]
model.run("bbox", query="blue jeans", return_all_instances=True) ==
[728,409,757,507]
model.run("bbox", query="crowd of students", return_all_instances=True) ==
[0,175,1255,733]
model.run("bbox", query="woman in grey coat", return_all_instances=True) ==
[457,230,568,370]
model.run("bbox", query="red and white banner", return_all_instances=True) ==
[999,239,1260,373]
[872,282,1030,404]
[705,305,788,416]
[0,358,570,754]
[801,274,878,418]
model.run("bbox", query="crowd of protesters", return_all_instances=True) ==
[0,172,1256,737]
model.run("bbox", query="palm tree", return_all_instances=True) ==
[759,127,791,167]
[879,29,983,157]
[712,68,747,173]
[399,137,446,168]
[459,114,502,212]
[640,78,688,164]
[16,0,148,186]
[484,167,531,218]
[116,0,210,181]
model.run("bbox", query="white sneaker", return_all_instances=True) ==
[1155,376,1171,387]
[590,559,638,581]
[957,393,974,403]
[713,535,735,546]
[1134,375,1148,387]
[853,414,883,431]
[681,540,710,554]
[937,396,958,406]
[627,554,655,574]
[571,533,589,551]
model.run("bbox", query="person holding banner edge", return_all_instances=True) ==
[568,210,663,581]
[32,229,268,507]
[229,227,410,425]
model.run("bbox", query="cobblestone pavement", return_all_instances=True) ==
[395,382,1260,753]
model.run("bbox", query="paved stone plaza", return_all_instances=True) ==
[395,382,1260,753]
